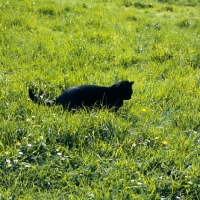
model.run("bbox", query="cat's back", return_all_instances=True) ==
[62,84,107,95]
[55,84,108,104]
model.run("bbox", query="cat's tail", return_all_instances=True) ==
[28,87,55,106]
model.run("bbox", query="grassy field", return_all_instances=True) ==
[1,0,200,199]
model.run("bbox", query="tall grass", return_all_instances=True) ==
[0,0,200,199]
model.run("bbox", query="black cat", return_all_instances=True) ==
[29,80,134,111]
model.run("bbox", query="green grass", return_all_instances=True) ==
[1,0,200,199]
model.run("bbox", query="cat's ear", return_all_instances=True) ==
[129,81,134,86]
[115,80,134,88]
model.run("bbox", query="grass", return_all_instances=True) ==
[0,0,200,199]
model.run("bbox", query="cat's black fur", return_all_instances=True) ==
[29,80,134,111]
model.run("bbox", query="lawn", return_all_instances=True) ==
[0,0,200,199]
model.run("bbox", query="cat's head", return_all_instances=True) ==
[115,80,134,100]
